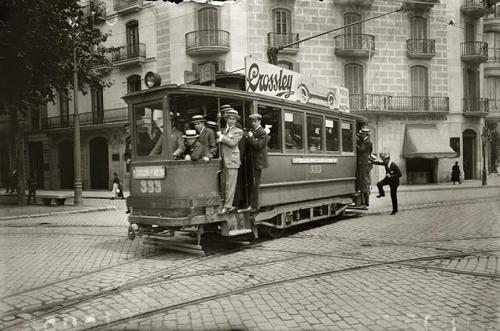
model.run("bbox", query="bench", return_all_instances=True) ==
[38,194,73,206]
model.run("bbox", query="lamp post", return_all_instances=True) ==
[70,19,83,204]
[481,126,489,186]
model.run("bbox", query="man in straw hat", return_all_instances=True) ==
[177,130,204,161]
[370,153,401,215]
[216,108,244,213]
[244,113,269,212]
[356,127,373,208]
[191,114,217,162]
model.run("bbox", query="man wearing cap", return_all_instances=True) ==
[191,115,217,162]
[356,127,373,208]
[244,113,269,212]
[216,108,243,213]
[178,130,204,161]
[371,153,401,215]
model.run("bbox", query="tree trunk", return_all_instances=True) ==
[11,105,26,206]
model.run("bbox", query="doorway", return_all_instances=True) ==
[28,142,44,188]
[89,137,109,189]
[59,140,74,189]
[463,129,477,179]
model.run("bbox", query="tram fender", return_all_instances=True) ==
[220,213,253,236]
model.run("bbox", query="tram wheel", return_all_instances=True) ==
[128,225,136,241]
[262,226,285,239]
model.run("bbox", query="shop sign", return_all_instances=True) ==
[245,57,349,112]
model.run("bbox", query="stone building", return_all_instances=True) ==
[6,0,499,190]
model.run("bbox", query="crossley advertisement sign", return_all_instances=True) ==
[244,57,349,112]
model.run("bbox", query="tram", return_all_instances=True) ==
[125,60,367,250]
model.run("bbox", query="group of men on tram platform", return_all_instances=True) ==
[152,105,269,214]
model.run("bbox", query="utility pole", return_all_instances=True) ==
[73,37,83,204]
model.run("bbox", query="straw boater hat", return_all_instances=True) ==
[183,129,199,139]
[359,127,370,134]
[368,153,377,162]
[206,120,217,128]
[190,115,206,124]
[223,109,240,120]
[249,114,262,120]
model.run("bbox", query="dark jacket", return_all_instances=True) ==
[180,141,204,161]
[246,126,269,169]
[198,127,217,159]
[356,137,373,165]
[373,160,402,185]
[451,165,460,181]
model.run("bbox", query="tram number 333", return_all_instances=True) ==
[140,180,162,193]
[308,165,322,174]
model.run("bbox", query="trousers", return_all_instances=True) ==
[377,177,399,212]
[248,168,262,209]
[223,168,239,208]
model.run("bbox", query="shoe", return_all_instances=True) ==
[126,209,130,214]
[376,195,385,198]
[361,206,368,210]
[243,206,256,213]
[228,206,238,213]
[390,211,397,215]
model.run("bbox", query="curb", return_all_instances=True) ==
[0,206,117,221]
[397,184,500,193]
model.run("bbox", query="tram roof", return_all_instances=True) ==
[123,83,367,123]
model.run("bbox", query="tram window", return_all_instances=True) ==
[325,118,340,152]
[258,105,281,152]
[284,111,303,150]
[341,121,354,153]
[307,115,323,152]
[134,103,164,156]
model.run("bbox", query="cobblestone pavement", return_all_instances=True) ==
[0,188,498,330]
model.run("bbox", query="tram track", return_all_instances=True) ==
[4,241,498,330]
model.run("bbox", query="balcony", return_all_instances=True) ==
[349,94,449,113]
[333,0,374,7]
[461,41,488,63]
[267,32,300,54]
[460,0,489,18]
[487,99,500,120]
[82,0,106,23]
[403,0,439,10]
[185,30,230,56]
[334,34,375,58]
[28,108,128,131]
[462,98,489,115]
[484,10,500,33]
[485,48,500,77]
[407,39,436,59]
[113,0,142,15]
[112,43,146,66]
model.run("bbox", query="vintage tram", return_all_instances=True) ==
[125,68,367,251]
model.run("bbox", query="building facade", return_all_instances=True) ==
[5,0,499,190]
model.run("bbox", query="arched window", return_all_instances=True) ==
[274,8,291,34]
[410,16,427,39]
[410,65,428,97]
[344,12,361,35]
[344,63,364,109]
[127,75,142,93]
[278,60,293,71]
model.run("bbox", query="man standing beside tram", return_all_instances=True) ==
[216,108,244,214]
[356,127,373,209]
[244,113,269,212]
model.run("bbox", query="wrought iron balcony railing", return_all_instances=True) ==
[461,0,490,17]
[461,41,488,61]
[407,39,436,57]
[29,108,128,131]
[114,0,143,12]
[112,43,146,63]
[463,98,489,113]
[185,30,230,52]
[267,32,300,50]
[349,94,449,112]
[334,34,375,56]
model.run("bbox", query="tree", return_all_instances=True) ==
[0,0,117,205]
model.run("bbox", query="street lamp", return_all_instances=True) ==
[481,126,490,186]
[70,18,83,204]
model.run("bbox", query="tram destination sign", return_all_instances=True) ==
[244,57,349,112]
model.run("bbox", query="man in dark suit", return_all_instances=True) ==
[244,113,269,212]
[356,127,373,208]
[191,115,217,162]
[371,153,401,215]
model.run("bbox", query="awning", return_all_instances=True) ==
[403,125,457,159]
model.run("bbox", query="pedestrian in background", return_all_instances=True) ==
[371,153,401,215]
[451,161,461,185]
[27,173,37,204]
[8,169,17,194]
[111,173,124,200]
